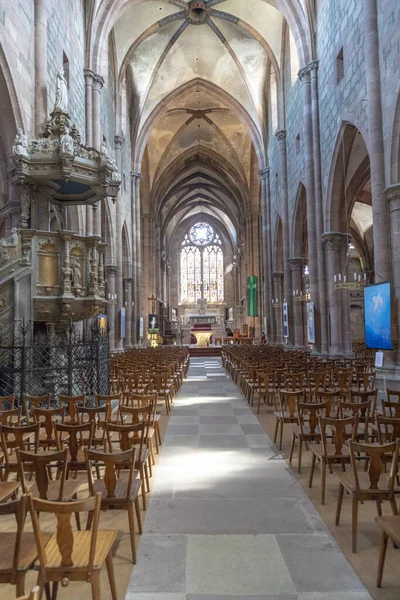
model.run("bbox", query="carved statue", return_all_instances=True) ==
[166,258,172,278]
[60,127,74,155]
[101,139,108,155]
[71,257,82,287]
[54,67,69,113]
[161,245,167,271]
[12,128,28,156]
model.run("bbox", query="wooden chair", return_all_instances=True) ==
[27,492,117,600]
[386,388,400,404]
[54,421,94,479]
[376,414,400,444]
[59,394,85,425]
[0,480,19,502]
[256,372,276,414]
[32,406,65,450]
[129,393,162,452]
[376,515,400,587]
[0,495,49,597]
[152,372,172,414]
[289,401,328,474]
[17,448,82,502]
[0,408,21,426]
[95,393,120,423]
[0,395,15,410]
[348,389,378,424]
[77,405,107,447]
[336,440,400,552]
[339,399,371,442]
[106,419,148,509]
[273,389,304,450]
[16,585,41,600]
[0,422,40,479]
[85,445,142,564]
[309,415,358,505]
[24,395,51,420]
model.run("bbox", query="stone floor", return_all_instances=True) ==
[125,358,372,600]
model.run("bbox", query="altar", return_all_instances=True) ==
[191,323,214,346]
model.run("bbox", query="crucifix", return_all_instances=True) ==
[148,294,157,314]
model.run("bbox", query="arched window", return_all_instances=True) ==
[180,222,224,304]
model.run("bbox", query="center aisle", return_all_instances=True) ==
[126,357,371,600]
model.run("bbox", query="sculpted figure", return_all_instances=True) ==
[12,128,28,156]
[71,257,82,287]
[54,67,68,112]
[60,127,74,155]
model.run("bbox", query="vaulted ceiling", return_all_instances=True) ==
[110,0,290,247]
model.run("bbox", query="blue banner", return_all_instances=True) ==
[364,283,392,350]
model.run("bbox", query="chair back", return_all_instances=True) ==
[318,415,358,456]
[85,446,136,504]
[32,406,65,445]
[382,399,400,418]
[0,495,28,583]
[24,394,51,415]
[376,414,400,444]
[54,422,94,465]
[17,448,68,501]
[0,422,40,453]
[27,492,102,578]
[297,401,328,437]
[349,389,378,420]
[59,394,86,424]
[0,395,15,410]
[279,389,304,418]
[339,399,371,424]
[349,439,400,491]
[105,421,146,457]
[386,388,400,403]
[95,393,120,421]
[0,407,21,426]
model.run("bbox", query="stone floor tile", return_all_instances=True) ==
[162,435,199,448]
[127,595,185,600]
[245,434,275,447]
[276,534,366,593]
[169,416,200,425]
[199,415,238,424]
[144,498,316,534]
[298,593,372,600]
[199,434,247,448]
[165,424,200,436]
[240,423,267,434]
[199,423,243,435]
[126,535,187,592]
[186,535,296,595]
[187,596,298,600]
[250,447,284,462]
[236,414,262,424]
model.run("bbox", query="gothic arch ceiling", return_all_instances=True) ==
[109,0,297,241]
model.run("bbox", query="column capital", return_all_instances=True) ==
[130,171,142,182]
[275,130,287,143]
[321,231,349,251]
[385,183,400,205]
[114,134,124,150]
[105,264,119,277]
[84,69,105,89]
[298,60,319,81]
[288,257,304,272]
[258,167,270,180]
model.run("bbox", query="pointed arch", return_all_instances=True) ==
[273,214,283,272]
[291,182,308,258]
[121,222,132,278]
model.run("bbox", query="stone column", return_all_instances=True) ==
[298,65,322,352]
[92,73,105,237]
[338,237,352,355]
[259,168,273,342]
[322,232,347,354]
[114,134,124,351]
[131,172,142,344]
[34,0,48,136]
[83,69,94,236]
[272,271,284,344]
[105,265,118,353]
[309,61,328,353]
[276,131,293,345]
[124,277,133,348]
[288,258,305,348]
[364,0,391,284]
[386,184,400,359]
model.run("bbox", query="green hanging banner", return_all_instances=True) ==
[247,276,258,317]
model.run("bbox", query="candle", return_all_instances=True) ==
[338,274,341,281]
[354,273,357,281]
[334,275,337,283]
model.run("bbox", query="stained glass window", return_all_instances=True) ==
[180,222,224,304]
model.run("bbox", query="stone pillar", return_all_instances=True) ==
[131,172,142,344]
[338,238,352,355]
[322,232,347,355]
[298,65,322,352]
[288,258,305,348]
[364,0,391,284]
[105,265,118,353]
[34,0,48,136]
[114,134,124,351]
[309,61,328,354]
[386,184,400,359]
[259,168,273,342]
[276,131,293,345]
[92,73,105,237]
[272,271,284,344]
[83,69,94,236]
[124,277,133,348]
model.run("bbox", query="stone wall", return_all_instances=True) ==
[47,0,86,140]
